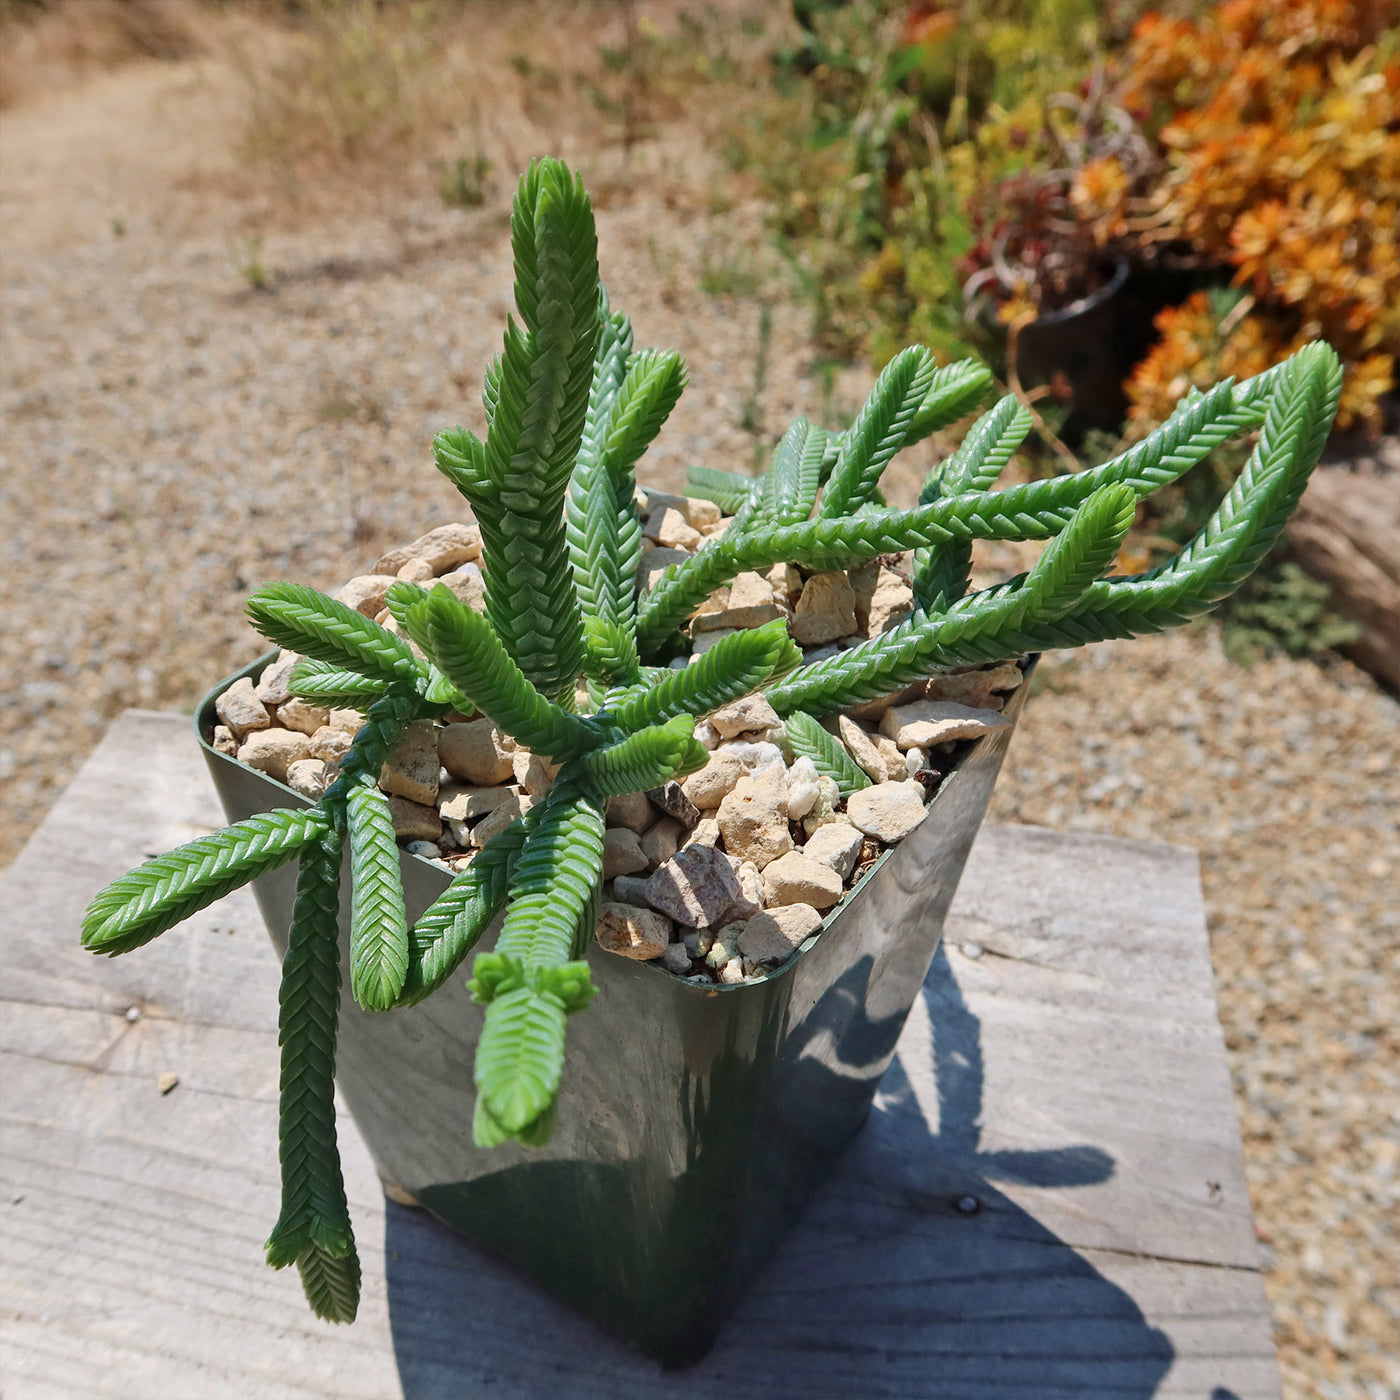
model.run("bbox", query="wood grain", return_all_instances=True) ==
[0,711,1280,1399]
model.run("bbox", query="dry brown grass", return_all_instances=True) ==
[0,0,209,108]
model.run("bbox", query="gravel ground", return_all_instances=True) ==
[1,40,1396,1400]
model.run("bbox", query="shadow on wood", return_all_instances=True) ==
[380,946,1173,1399]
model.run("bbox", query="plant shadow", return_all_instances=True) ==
[383,944,1174,1398]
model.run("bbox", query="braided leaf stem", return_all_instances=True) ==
[264,826,359,1324]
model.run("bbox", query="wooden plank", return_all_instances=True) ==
[0,711,1279,1399]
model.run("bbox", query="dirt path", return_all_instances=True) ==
[1,19,1395,1399]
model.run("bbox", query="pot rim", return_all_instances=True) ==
[195,651,1035,998]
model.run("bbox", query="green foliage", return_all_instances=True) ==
[82,159,1340,1328]
[1219,562,1361,665]
[783,710,871,798]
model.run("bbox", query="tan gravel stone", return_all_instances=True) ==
[691,570,783,631]
[606,790,654,834]
[336,574,399,618]
[704,920,746,969]
[396,557,436,582]
[879,700,1010,749]
[309,725,354,762]
[717,766,792,867]
[237,728,313,782]
[211,724,238,756]
[440,719,514,785]
[216,677,270,741]
[645,505,702,550]
[785,757,821,819]
[439,784,520,821]
[328,708,366,735]
[925,662,1024,710]
[866,567,914,635]
[595,902,672,960]
[603,827,649,879]
[254,651,301,707]
[682,747,746,809]
[738,903,824,963]
[708,693,780,739]
[846,783,929,843]
[388,796,443,842]
[791,570,857,645]
[875,734,904,781]
[761,850,844,909]
[436,563,486,612]
[285,758,331,800]
[768,562,803,601]
[836,714,888,782]
[374,522,481,575]
[470,794,532,847]
[380,719,440,806]
[640,490,722,529]
[734,860,764,917]
[800,821,864,880]
[683,817,722,848]
[276,697,330,736]
[512,749,558,796]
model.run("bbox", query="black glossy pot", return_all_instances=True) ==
[197,656,1032,1366]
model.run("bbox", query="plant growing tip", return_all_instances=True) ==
[81,156,1341,1325]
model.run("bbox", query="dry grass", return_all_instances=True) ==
[0,0,208,107]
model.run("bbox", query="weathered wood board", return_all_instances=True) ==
[0,711,1280,1399]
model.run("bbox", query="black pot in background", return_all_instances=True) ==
[197,654,1033,1366]
[1012,260,1219,443]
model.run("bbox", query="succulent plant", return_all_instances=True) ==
[80,157,1341,1323]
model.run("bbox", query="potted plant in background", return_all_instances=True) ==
[82,157,1341,1363]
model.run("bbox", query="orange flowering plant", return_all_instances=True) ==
[1122,0,1400,432]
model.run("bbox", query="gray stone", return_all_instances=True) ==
[846,782,930,843]
[637,546,689,593]
[594,903,672,960]
[646,781,701,829]
[738,903,824,963]
[644,845,746,928]
[216,677,270,742]
[606,790,654,834]
[800,821,864,880]
[440,719,514,786]
[387,796,443,842]
[603,828,649,879]
[761,851,844,910]
[611,874,653,906]
[660,941,692,975]
[640,817,683,870]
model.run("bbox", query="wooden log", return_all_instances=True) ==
[1286,455,1400,690]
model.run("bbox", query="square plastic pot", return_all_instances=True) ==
[197,657,1032,1366]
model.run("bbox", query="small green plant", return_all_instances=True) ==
[1219,561,1361,666]
[82,157,1340,1325]
[439,152,491,209]
[229,232,270,291]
